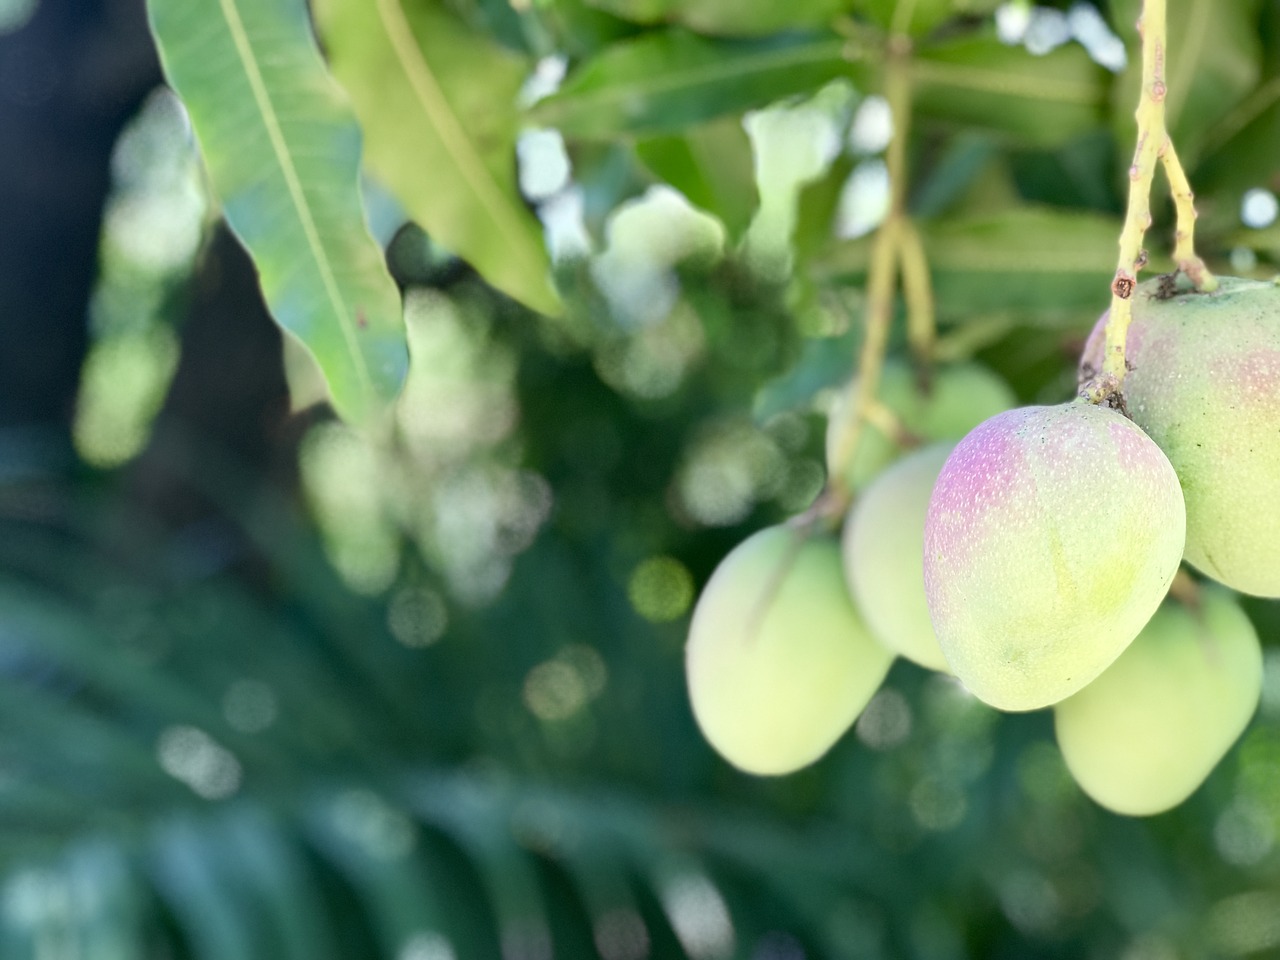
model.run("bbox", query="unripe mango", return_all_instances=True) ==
[924,402,1186,711]
[1054,585,1262,816]
[1081,277,1280,597]
[685,525,893,774]
[843,442,953,672]
[825,361,1015,492]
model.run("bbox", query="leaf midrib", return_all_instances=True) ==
[912,59,1098,104]
[542,38,847,117]
[373,0,546,289]
[217,0,371,397]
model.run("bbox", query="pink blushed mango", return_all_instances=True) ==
[1082,277,1280,597]
[924,403,1186,711]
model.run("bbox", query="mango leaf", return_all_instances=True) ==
[1192,75,1280,230]
[541,0,648,59]
[585,0,847,37]
[569,140,652,241]
[819,206,1123,319]
[634,116,759,240]
[793,153,855,261]
[147,0,408,425]
[1111,0,1262,169]
[909,130,1001,219]
[851,0,1000,38]
[532,29,853,138]
[313,0,561,318]
[911,30,1108,147]
[1008,130,1119,213]
[1265,0,1280,76]
[1226,223,1280,260]
[752,324,858,421]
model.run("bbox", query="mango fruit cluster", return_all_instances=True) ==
[685,277,1275,816]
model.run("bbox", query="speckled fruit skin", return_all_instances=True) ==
[1055,586,1261,816]
[826,361,1015,492]
[844,443,954,672]
[1081,277,1280,597]
[686,525,894,775]
[924,402,1186,711]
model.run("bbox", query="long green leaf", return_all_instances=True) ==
[146,0,408,425]
[634,117,759,240]
[819,206,1123,318]
[1192,75,1280,230]
[313,0,561,318]
[532,29,854,138]
[586,0,847,37]
[150,819,260,960]
[912,31,1108,147]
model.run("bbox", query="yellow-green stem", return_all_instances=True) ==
[1097,0,1167,392]
[1168,567,1201,609]
[898,217,936,370]
[827,45,912,513]
[1159,141,1218,291]
[863,397,911,445]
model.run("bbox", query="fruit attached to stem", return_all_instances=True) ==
[1081,276,1280,597]
[924,402,1186,711]
[686,525,893,775]
[844,442,954,672]
[1055,584,1262,816]
[826,361,1015,493]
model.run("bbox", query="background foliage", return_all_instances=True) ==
[2,0,1280,957]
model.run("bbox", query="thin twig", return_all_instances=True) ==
[1159,140,1218,291]
[898,216,936,372]
[826,44,913,513]
[1093,0,1168,397]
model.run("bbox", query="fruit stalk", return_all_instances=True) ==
[827,42,912,509]
[899,217,937,372]
[1096,0,1168,393]
[1091,0,1217,399]
[1159,144,1217,292]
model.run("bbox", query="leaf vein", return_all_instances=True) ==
[545,39,846,116]
[373,0,547,294]
[216,0,371,395]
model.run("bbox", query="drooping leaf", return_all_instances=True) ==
[146,0,408,425]
[1008,130,1121,213]
[569,140,653,242]
[541,0,647,59]
[792,153,856,261]
[1111,0,1263,169]
[313,0,561,318]
[635,116,759,240]
[911,131,1010,220]
[819,206,1123,319]
[585,0,849,37]
[304,790,502,959]
[150,819,261,960]
[752,324,858,421]
[911,30,1109,147]
[532,29,854,138]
